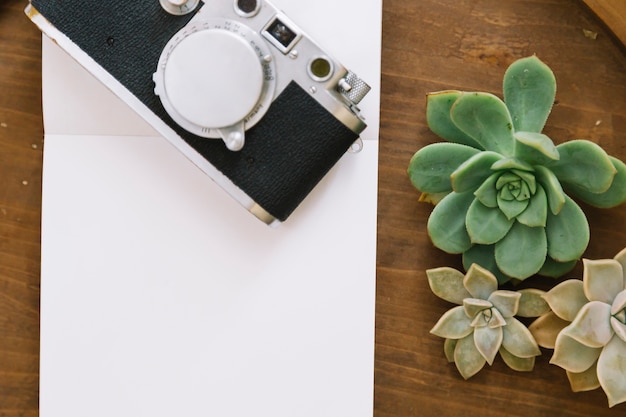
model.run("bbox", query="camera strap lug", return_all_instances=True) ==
[349,137,364,153]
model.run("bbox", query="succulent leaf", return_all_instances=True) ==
[430,306,474,339]
[544,279,588,322]
[616,248,626,278]
[582,259,625,304]
[597,336,626,407]
[564,156,626,208]
[514,131,560,164]
[499,346,536,372]
[566,365,601,392]
[497,193,530,220]
[610,316,626,343]
[534,165,566,215]
[464,298,493,321]
[511,169,537,193]
[427,191,474,254]
[564,301,613,348]
[426,91,483,149]
[450,92,515,156]
[454,333,487,379]
[444,338,457,362]
[466,199,514,245]
[408,143,480,194]
[426,267,472,304]
[551,331,602,373]
[550,140,617,194]
[516,184,547,227]
[451,151,504,193]
[503,55,556,133]
[474,173,499,208]
[462,244,510,284]
[495,222,547,279]
[545,195,589,262]
[488,291,521,318]
[496,172,524,192]
[491,157,535,172]
[538,257,577,278]
[418,191,449,205]
[516,288,550,318]
[489,306,507,329]
[612,290,626,316]
[463,263,498,299]
[474,325,503,365]
[502,317,541,358]
[528,311,569,349]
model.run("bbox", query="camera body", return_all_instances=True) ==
[27,0,370,225]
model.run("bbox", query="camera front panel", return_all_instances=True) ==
[28,0,365,223]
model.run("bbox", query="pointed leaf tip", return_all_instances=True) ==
[503,56,556,133]
[427,267,471,304]
[551,140,617,194]
[450,92,516,156]
[426,90,484,149]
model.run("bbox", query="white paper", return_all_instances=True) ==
[39,1,380,416]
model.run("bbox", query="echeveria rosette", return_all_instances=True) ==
[428,263,544,379]
[408,56,626,283]
[529,248,626,408]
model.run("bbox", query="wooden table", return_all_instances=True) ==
[1,0,625,415]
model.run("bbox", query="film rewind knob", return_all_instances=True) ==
[159,0,200,15]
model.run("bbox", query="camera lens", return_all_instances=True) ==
[235,0,259,16]
[308,57,333,81]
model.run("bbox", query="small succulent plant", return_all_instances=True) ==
[529,247,626,407]
[408,56,626,283]
[428,263,544,379]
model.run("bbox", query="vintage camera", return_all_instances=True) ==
[26,0,371,225]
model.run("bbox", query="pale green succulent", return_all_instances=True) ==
[428,263,544,379]
[529,248,626,408]
[408,56,626,283]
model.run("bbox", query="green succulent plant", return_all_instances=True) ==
[529,247,626,408]
[428,263,544,379]
[408,56,626,283]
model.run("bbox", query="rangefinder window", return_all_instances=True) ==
[309,57,333,81]
[262,16,300,53]
[235,0,260,16]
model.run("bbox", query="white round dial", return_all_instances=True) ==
[164,29,263,129]
[154,19,277,150]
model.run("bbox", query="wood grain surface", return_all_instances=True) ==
[0,1,42,417]
[582,0,626,47]
[1,0,626,416]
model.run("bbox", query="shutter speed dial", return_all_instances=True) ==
[154,20,277,151]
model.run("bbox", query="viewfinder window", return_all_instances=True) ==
[262,16,300,53]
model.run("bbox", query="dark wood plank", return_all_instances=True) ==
[0,1,42,416]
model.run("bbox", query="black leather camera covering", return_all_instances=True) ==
[32,0,359,221]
